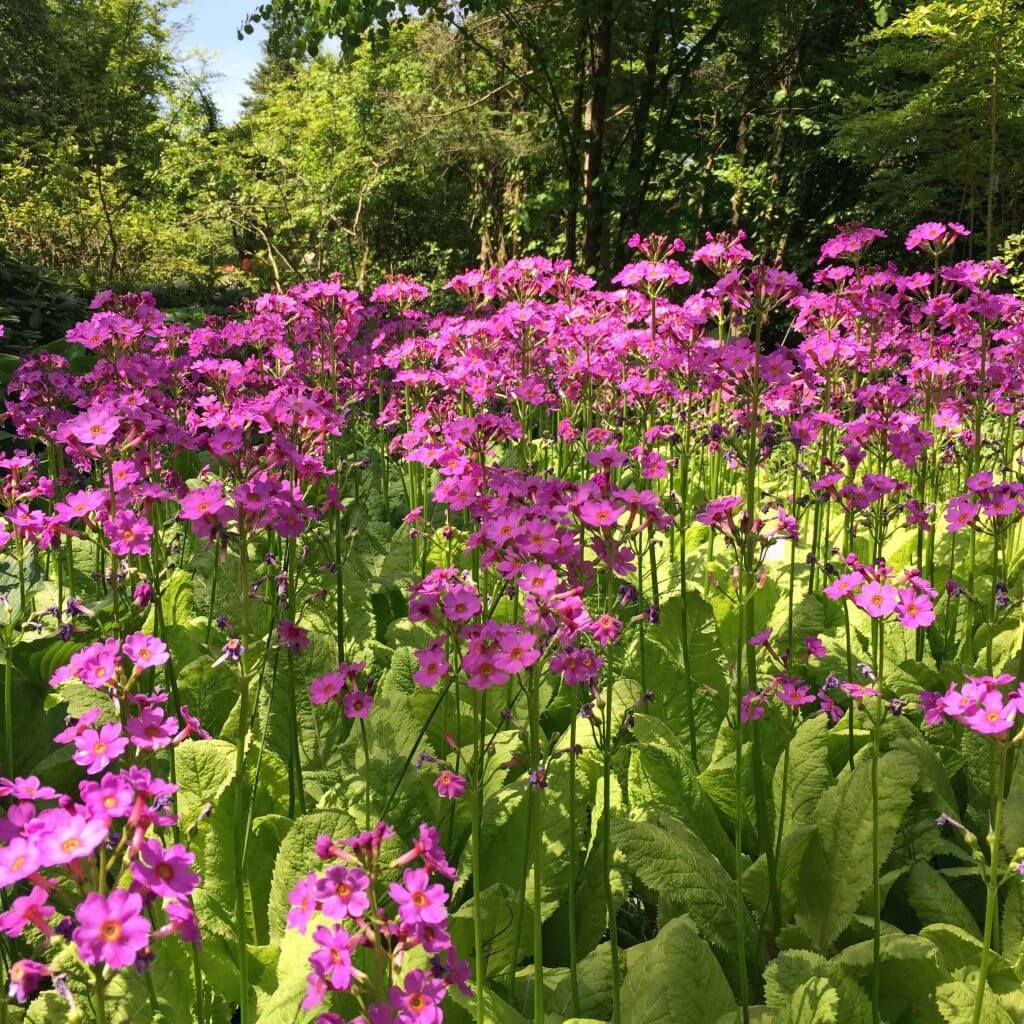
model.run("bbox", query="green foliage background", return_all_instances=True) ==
[1,0,1022,341]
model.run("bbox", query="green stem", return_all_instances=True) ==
[973,743,1008,1024]
[233,523,252,1024]
[567,714,581,1017]
[528,679,546,1024]
[473,690,488,1024]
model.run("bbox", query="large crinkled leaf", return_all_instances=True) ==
[764,949,872,1024]
[629,714,733,871]
[782,977,840,1024]
[906,860,981,938]
[620,916,736,1024]
[833,934,945,1023]
[547,941,619,1021]
[173,737,238,832]
[936,980,1015,1024]
[796,747,919,950]
[774,714,833,836]
[609,810,752,956]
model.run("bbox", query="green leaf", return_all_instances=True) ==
[620,916,736,1024]
[783,977,839,1024]
[764,949,872,1024]
[797,748,919,950]
[906,860,981,938]
[173,738,238,832]
[629,715,734,870]
[936,980,1015,1024]
[267,809,358,938]
[609,811,751,956]
[774,715,833,836]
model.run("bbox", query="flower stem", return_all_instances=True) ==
[473,690,488,1024]
[973,743,1008,1024]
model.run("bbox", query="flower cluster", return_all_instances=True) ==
[286,822,468,1022]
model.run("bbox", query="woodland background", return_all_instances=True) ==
[1,0,1022,344]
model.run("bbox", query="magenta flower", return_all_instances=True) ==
[8,959,48,1003]
[37,810,108,866]
[853,581,899,619]
[440,584,481,622]
[318,865,370,920]
[0,839,41,888]
[896,590,935,629]
[342,689,374,719]
[106,510,153,556]
[132,839,200,899]
[389,969,446,1024]
[413,641,450,688]
[0,887,55,938]
[66,407,120,447]
[73,890,152,969]
[287,873,320,935]
[309,923,355,991]
[433,770,466,800]
[74,722,128,774]
[122,632,169,669]
[0,775,57,801]
[127,708,179,750]
[389,868,448,927]
[310,670,346,705]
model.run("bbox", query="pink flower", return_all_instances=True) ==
[73,890,152,969]
[389,969,446,1024]
[318,866,370,920]
[805,636,827,659]
[965,691,1016,735]
[278,619,311,651]
[122,632,169,669]
[0,839,41,889]
[434,770,466,800]
[945,496,979,532]
[132,839,200,898]
[389,868,448,926]
[440,584,481,622]
[36,810,108,866]
[310,671,345,705]
[309,923,355,991]
[67,407,120,448]
[493,630,540,674]
[413,641,450,688]
[748,628,772,648]
[853,581,899,619]
[518,563,558,599]
[578,500,625,529]
[287,873,320,934]
[342,689,373,719]
[823,571,863,600]
[106,510,153,556]
[0,775,56,801]
[896,590,935,629]
[74,722,128,774]
[8,960,48,1003]
[591,614,622,645]
[126,707,178,750]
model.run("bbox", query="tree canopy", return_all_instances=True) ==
[0,0,1021,334]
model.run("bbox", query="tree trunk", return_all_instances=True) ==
[582,0,614,273]
[730,107,750,229]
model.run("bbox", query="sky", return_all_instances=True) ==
[175,1,267,123]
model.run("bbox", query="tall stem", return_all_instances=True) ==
[528,679,546,1024]
[973,743,1008,1024]
[566,712,581,1015]
[233,523,252,1024]
[472,690,488,1024]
